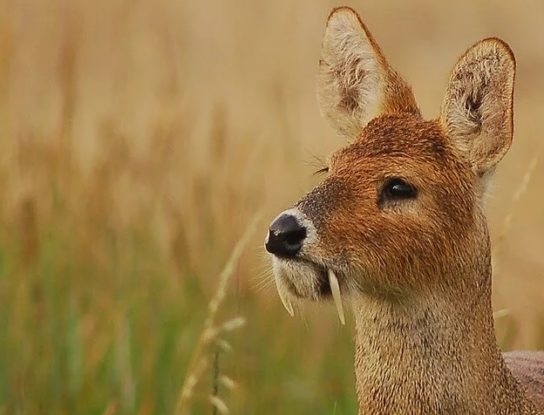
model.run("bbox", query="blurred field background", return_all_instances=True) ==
[0,0,544,414]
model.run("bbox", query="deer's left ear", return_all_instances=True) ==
[440,38,515,176]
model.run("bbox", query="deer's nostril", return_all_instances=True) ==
[265,214,307,258]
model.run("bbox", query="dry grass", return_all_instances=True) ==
[175,214,259,415]
[0,0,543,413]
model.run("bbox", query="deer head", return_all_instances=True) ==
[265,7,515,322]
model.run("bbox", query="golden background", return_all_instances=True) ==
[1,0,543,413]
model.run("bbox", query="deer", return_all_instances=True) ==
[264,7,544,414]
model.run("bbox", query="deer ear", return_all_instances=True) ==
[317,7,419,139]
[440,38,516,176]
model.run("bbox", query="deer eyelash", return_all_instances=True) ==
[313,166,330,176]
[309,155,329,176]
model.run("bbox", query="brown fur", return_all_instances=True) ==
[506,352,544,409]
[267,6,544,414]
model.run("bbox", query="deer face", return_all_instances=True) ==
[265,7,515,319]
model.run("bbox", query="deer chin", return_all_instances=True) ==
[271,257,346,324]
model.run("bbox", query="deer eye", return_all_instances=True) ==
[380,178,418,203]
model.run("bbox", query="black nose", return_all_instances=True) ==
[265,214,307,258]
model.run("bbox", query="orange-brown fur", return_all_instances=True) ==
[267,6,544,415]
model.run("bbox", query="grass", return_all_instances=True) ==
[0,0,543,414]
[175,214,258,414]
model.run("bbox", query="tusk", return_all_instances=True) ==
[275,278,294,317]
[328,269,345,325]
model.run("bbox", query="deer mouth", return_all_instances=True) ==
[271,257,346,325]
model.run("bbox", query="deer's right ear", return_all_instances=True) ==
[317,7,419,139]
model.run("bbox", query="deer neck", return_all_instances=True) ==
[351,270,534,414]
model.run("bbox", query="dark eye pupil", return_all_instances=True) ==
[383,178,417,201]
[390,182,412,197]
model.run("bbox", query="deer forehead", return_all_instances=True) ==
[329,115,464,180]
